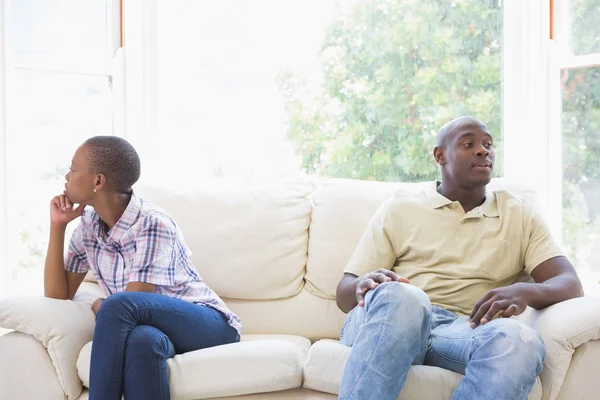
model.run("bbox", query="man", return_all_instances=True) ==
[335,116,583,400]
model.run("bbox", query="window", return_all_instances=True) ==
[1,0,121,296]
[555,0,600,294]
[126,0,505,186]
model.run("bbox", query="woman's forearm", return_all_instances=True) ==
[44,223,69,299]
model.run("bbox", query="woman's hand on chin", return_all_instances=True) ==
[50,194,85,227]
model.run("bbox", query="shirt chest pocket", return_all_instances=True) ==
[478,239,518,281]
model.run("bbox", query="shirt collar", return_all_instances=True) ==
[95,192,142,243]
[427,181,499,217]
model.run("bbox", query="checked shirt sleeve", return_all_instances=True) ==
[129,215,177,287]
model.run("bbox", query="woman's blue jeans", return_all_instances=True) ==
[89,292,240,400]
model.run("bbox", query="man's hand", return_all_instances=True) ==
[92,298,105,315]
[355,269,410,307]
[50,194,84,227]
[469,283,532,328]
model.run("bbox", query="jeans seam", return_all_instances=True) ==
[343,289,394,399]
[157,333,169,400]
[132,304,232,329]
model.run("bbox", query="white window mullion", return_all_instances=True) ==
[502,0,558,234]
[546,40,565,245]
[0,0,8,298]
[122,0,158,181]
[107,0,122,59]
[560,54,600,70]
[107,0,126,138]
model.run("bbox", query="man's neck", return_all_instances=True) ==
[92,193,132,232]
[437,182,486,213]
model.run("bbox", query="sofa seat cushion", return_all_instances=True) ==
[303,339,543,400]
[77,334,310,399]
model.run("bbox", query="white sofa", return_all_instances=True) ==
[1,178,599,400]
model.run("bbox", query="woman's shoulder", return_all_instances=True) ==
[137,198,179,232]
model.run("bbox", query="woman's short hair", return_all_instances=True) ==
[84,136,141,193]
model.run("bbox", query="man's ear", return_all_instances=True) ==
[433,147,446,165]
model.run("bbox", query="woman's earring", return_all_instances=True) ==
[93,188,97,193]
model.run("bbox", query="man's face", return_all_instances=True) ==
[441,122,495,188]
[64,145,96,204]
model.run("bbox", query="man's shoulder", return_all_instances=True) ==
[491,189,536,215]
[383,185,435,213]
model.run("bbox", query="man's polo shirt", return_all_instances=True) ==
[344,182,564,315]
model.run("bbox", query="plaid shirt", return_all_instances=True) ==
[65,193,242,334]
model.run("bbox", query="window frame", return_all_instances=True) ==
[0,0,8,297]
[125,0,557,215]
[550,0,600,244]
[0,0,123,297]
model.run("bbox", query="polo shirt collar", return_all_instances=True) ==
[427,181,499,217]
[480,192,499,217]
[427,181,454,209]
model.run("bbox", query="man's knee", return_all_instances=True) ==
[484,319,546,376]
[368,282,431,324]
[370,282,430,309]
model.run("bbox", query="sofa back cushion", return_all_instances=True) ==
[305,178,543,299]
[136,180,313,300]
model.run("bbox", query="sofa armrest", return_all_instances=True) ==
[516,296,600,400]
[0,296,95,400]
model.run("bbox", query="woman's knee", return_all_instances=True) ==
[126,325,173,358]
[96,292,139,319]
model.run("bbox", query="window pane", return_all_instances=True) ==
[5,1,112,295]
[564,0,600,56]
[8,0,108,71]
[561,66,600,294]
[149,0,503,184]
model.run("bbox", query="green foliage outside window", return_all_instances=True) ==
[277,0,503,182]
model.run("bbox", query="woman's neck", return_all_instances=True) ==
[93,192,132,231]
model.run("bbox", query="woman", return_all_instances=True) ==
[44,136,242,399]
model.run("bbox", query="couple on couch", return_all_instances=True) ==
[46,116,583,400]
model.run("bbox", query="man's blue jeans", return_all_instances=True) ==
[89,292,240,400]
[339,282,545,400]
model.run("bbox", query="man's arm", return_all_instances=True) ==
[470,202,584,327]
[336,271,409,314]
[336,274,361,313]
[470,257,583,327]
[527,255,583,309]
[335,198,409,314]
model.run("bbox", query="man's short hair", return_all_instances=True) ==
[84,136,141,193]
